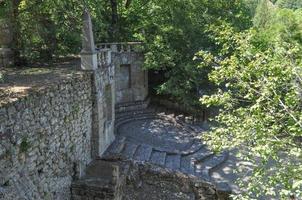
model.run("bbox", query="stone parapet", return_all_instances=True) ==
[97,42,143,53]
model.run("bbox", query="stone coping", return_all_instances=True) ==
[96,42,143,46]
[0,59,91,107]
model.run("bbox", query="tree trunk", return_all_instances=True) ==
[11,0,22,65]
[39,15,57,61]
[109,0,118,40]
[125,0,132,9]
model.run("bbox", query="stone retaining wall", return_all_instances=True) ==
[71,160,226,200]
[124,162,224,200]
[0,72,93,200]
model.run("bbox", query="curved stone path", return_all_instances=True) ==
[103,108,236,193]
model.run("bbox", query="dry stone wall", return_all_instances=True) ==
[71,160,224,200]
[0,72,93,200]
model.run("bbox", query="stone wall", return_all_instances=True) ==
[91,66,115,157]
[97,43,148,106]
[0,71,93,200]
[124,162,225,200]
[71,160,227,200]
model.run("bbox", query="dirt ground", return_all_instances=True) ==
[0,58,87,106]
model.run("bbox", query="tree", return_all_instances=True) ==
[276,0,302,9]
[118,0,252,113]
[109,0,118,40]
[197,7,302,199]
[253,0,275,28]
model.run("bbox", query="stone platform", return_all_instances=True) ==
[105,108,232,189]
[72,107,240,199]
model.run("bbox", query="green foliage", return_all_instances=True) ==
[7,0,112,62]
[243,0,262,16]
[198,7,302,199]
[123,0,252,110]
[2,0,302,198]
[0,72,4,83]
[276,0,302,9]
[4,0,253,112]
[253,0,275,28]
[0,1,10,19]
[17,0,84,60]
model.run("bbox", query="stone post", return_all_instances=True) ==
[0,18,14,67]
[80,9,98,70]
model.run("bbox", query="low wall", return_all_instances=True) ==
[151,96,218,122]
[0,68,93,199]
[124,162,224,200]
[71,160,228,200]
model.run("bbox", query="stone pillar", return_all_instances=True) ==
[0,18,14,67]
[80,9,97,70]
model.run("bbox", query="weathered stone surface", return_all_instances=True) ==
[0,70,93,200]
[71,159,222,200]
[104,109,233,199]
[97,43,148,107]
[91,67,115,158]
[81,9,97,70]
[133,144,153,161]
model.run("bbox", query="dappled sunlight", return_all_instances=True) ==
[117,117,196,152]
[0,61,84,106]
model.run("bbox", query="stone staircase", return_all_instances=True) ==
[103,108,232,193]
[106,137,228,176]
[71,107,234,200]
[115,99,150,113]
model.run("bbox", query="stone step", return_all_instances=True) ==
[115,109,155,119]
[133,144,153,162]
[103,137,126,157]
[149,150,166,166]
[115,99,150,113]
[180,156,195,175]
[180,146,214,176]
[115,110,176,124]
[116,111,157,120]
[191,147,214,162]
[121,138,205,159]
[115,118,136,129]
[121,142,139,159]
[195,151,229,181]
[115,114,158,129]
[165,154,181,171]
[181,140,205,156]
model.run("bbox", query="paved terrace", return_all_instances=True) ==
[103,108,243,195]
